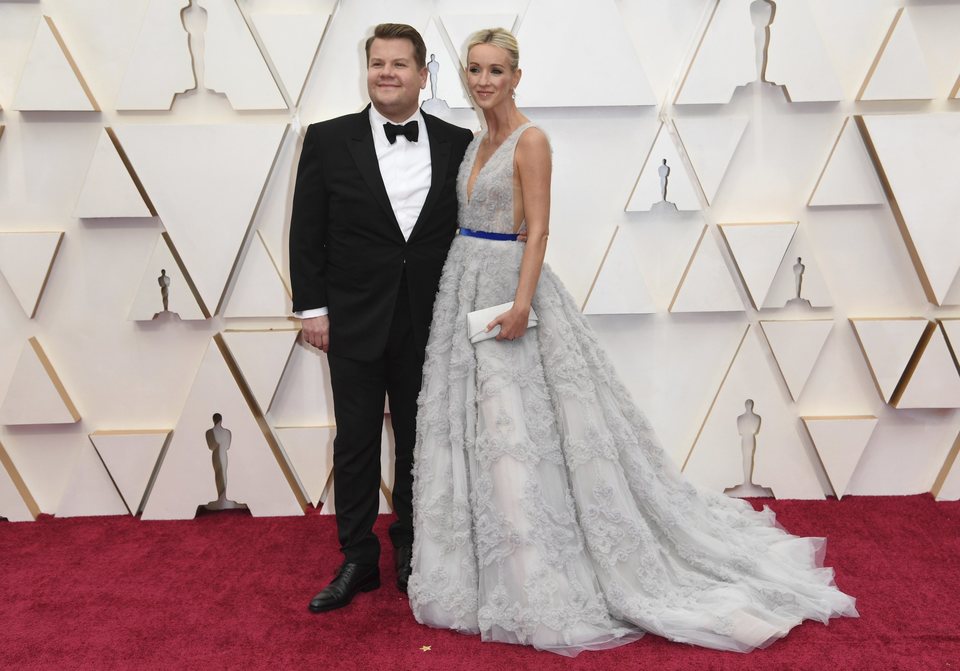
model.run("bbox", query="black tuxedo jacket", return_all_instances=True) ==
[289,105,473,361]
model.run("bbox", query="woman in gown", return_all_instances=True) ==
[408,28,858,656]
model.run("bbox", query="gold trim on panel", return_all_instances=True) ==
[672,0,721,105]
[26,231,63,319]
[848,317,927,403]
[162,231,210,319]
[214,333,309,510]
[856,8,903,101]
[759,319,834,402]
[43,16,99,111]
[890,320,936,407]
[105,127,157,217]
[807,117,849,206]
[0,440,41,519]
[623,122,665,210]
[28,336,80,421]
[668,224,708,312]
[581,225,619,312]
[855,115,938,305]
[680,322,751,472]
[938,319,960,374]
[717,221,797,311]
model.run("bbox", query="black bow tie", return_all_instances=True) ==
[383,121,419,144]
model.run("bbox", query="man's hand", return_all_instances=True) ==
[301,315,330,353]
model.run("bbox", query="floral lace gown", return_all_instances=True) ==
[407,123,857,656]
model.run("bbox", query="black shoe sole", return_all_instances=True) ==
[308,577,381,613]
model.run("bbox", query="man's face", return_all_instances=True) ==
[367,38,427,121]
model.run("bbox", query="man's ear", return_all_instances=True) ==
[419,67,429,89]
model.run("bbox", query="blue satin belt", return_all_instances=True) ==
[458,227,520,241]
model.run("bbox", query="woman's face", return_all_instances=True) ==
[466,43,520,111]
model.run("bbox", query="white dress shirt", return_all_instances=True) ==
[296,106,433,320]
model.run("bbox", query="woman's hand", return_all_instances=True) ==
[487,304,531,341]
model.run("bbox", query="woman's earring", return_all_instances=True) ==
[510,88,516,100]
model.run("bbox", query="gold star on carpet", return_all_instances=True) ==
[419,645,432,652]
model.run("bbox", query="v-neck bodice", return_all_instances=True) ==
[457,122,535,235]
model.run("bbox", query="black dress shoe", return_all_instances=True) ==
[395,544,412,593]
[308,562,380,613]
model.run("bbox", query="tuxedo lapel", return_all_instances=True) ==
[347,106,402,234]
[408,112,452,242]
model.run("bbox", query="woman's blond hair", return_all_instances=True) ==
[466,28,519,70]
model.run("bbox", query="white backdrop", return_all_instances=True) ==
[1,0,960,521]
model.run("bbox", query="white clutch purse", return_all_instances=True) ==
[467,301,539,344]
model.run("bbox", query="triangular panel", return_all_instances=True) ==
[421,17,471,110]
[199,0,286,110]
[56,440,130,518]
[626,123,700,212]
[760,320,834,401]
[12,16,98,111]
[675,0,755,104]
[223,231,291,318]
[128,233,206,321]
[440,13,519,66]
[221,328,299,412]
[89,430,170,514]
[670,226,744,313]
[582,226,656,315]
[275,426,334,506]
[250,12,330,105]
[684,326,825,499]
[141,337,304,519]
[895,324,960,409]
[116,0,195,110]
[74,129,154,219]
[0,337,80,425]
[762,233,833,309]
[809,117,885,207]
[672,116,748,206]
[0,441,41,521]
[850,318,929,403]
[516,0,655,107]
[114,123,288,314]
[860,114,960,305]
[0,231,63,318]
[765,0,843,102]
[802,416,877,499]
[720,222,797,309]
[858,8,934,102]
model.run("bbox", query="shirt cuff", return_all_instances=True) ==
[294,307,328,319]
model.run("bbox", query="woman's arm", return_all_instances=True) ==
[488,127,552,340]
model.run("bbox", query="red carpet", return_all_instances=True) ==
[2,496,958,670]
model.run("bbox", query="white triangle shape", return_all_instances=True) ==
[74,129,153,219]
[221,329,299,412]
[276,426,334,506]
[420,17,472,110]
[440,14,519,67]
[720,223,798,309]
[200,0,286,110]
[116,0,196,111]
[670,226,744,313]
[675,0,755,105]
[861,114,960,305]
[128,234,206,321]
[0,442,40,521]
[684,326,825,499]
[89,431,170,514]
[0,231,63,318]
[626,123,701,212]
[764,0,843,102]
[583,226,656,315]
[114,123,288,314]
[250,12,329,105]
[933,433,960,501]
[763,234,833,309]
[673,116,748,206]
[850,318,929,403]
[896,325,960,409]
[760,320,834,401]
[802,417,877,498]
[12,16,98,111]
[141,338,303,519]
[859,8,935,101]
[56,440,131,517]
[809,118,885,207]
[0,338,80,425]
[516,0,655,107]
[224,231,291,318]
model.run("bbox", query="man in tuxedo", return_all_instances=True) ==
[289,23,473,613]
